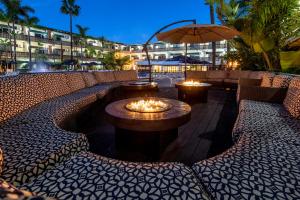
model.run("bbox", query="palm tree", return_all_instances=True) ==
[0,0,34,70]
[60,0,80,62]
[22,16,39,65]
[76,24,89,64]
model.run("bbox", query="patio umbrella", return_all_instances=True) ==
[156,24,240,79]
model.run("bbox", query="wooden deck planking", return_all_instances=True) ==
[82,88,235,166]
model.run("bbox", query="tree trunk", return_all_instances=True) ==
[262,51,272,70]
[70,13,73,63]
[12,21,17,71]
[210,5,216,69]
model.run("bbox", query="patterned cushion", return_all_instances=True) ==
[193,126,300,200]
[94,71,116,83]
[0,74,45,124]
[239,100,290,117]
[114,70,138,82]
[283,77,300,118]
[232,108,298,143]
[79,84,112,99]
[260,73,275,87]
[64,72,86,93]
[22,152,209,200]
[207,70,228,79]
[186,71,207,81]
[0,148,3,176]
[0,123,89,186]
[81,72,97,87]
[272,75,292,88]
[0,179,52,200]
[39,73,71,100]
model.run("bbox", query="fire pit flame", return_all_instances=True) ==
[125,99,171,113]
[182,80,202,86]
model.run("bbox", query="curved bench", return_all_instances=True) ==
[1,70,300,199]
[0,71,130,185]
[192,77,300,200]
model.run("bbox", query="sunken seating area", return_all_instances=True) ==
[0,70,300,199]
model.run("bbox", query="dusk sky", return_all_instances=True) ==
[22,0,213,44]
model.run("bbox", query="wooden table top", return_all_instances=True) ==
[105,97,191,132]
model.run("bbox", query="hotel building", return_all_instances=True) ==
[0,21,228,72]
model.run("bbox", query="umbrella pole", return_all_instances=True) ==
[184,43,187,80]
[145,47,152,83]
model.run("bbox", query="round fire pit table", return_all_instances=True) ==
[175,81,212,103]
[105,97,191,160]
[119,81,159,99]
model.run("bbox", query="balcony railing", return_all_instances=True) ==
[0,51,97,61]
[0,32,112,51]
[130,44,227,53]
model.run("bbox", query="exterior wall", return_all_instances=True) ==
[0,21,227,71]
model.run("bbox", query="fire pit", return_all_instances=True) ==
[105,97,191,161]
[119,81,159,99]
[125,99,171,113]
[182,80,203,86]
[176,81,212,103]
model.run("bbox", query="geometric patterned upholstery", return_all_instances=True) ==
[272,75,292,88]
[193,131,300,200]
[22,152,209,200]
[94,71,116,83]
[39,73,71,100]
[193,104,300,200]
[260,73,275,87]
[0,74,45,124]
[0,148,3,176]
[81,72,98,87]
[283,77,300,118]
[0,179,52,200]
[64,72,86,93]
[239,100,290,118]
[232,107,298,143]
[0,123,89,186]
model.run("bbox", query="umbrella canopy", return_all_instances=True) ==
[156,24,240,44]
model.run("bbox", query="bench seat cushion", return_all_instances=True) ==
[0,124,89,186]
[239,100,290,118]
[22,152,209,200]
[79,84,114,99]
[193,127,300,200]
[232,108,299,143]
